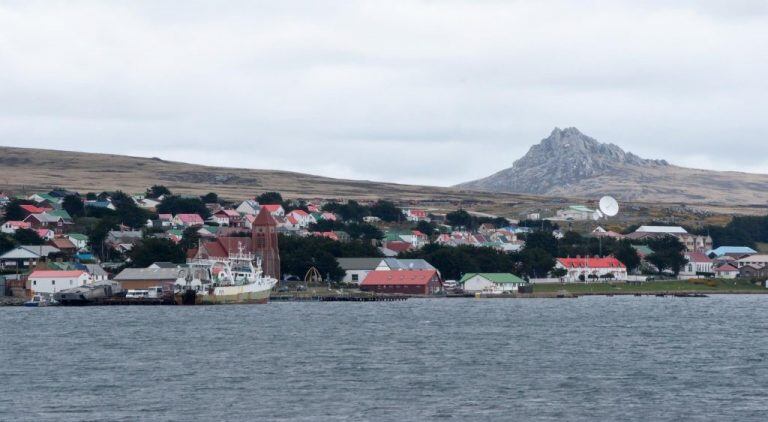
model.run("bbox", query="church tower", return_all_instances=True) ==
[251,207,281,280]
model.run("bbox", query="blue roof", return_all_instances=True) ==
[707,246,757,256]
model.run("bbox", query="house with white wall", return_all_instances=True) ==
[459,273,526,294]
[555,257,628,282]
[27,270,90,295]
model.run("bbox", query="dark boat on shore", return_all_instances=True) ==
[54,281,125,306]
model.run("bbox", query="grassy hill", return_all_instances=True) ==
[0,145,762,225]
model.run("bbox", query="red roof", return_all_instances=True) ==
[289,209,308,217]
[29,270,86,278]
[686,252,712,263]
[252,207,277,227]
[286,215,299,225]
[175,214,204,224]
[262,204,283,213]
[361,270,438,286]
[716,264,738,272]
[4,221,31,229]
[557,257,626,269]
[383,241,412,253]
[215,209,240,218]
[20,205,45,214]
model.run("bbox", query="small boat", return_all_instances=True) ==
[24,294,56,307]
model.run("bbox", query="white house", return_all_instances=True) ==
[1,221,31,234]
[459,273,526,294]
[337,258,383,284]
[286,209,314,228]
[736,254,768,268]
[555,257,628,282]
[680,252,714,278]
[27,270,90,294]
[714,264,739,279]
[555,205,595,221]
[67,233,89,250]
[236,200,261,215]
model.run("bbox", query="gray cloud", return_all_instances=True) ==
[0,0,766,186]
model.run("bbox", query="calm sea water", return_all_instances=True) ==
[1,296,767,421]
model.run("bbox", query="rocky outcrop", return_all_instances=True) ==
[457,127,768,204]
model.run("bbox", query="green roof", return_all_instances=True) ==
[569,205,594,213]
[37,193,59,203]
[49,209,72,220]
[68,233,88,241]
[459,273,525,284]
[168,229,184,236]
[631,245,654,255]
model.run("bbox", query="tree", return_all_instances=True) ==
[110,191,154,227]
[414,220,437,237]
[322,200,369,222]
[523,231,559,256]
[256,192,283,205]
[3,200,28,221]
[157,196,210,220]
[13,228,44,245]
[200,192,218,204]
[614,240,641,273]
[647,236,687,275]
[370,200,402,222]
[346,222,384,241]
[146,185,172,199]
[180,226,202,252]
[129,238,185,268]
[519,247,555,278]
[399,244,518,280]
[0,234,17,254]
[446,209,472,229]
[62,195,85,218]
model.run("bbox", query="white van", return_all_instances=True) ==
[125,289,150,299]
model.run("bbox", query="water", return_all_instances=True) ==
[1,296,767,421]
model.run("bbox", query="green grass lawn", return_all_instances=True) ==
[533,278,765,294]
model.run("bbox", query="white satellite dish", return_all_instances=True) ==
[599,196,619,217]
[592,210,603,221]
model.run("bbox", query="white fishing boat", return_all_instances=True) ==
[24,294,57,307]
[174,243,278,305]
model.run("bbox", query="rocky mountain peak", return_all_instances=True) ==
[457,127,669,195]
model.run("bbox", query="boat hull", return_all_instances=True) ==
[175,284,272,305]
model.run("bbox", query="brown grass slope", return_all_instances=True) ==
[0,145,545,205]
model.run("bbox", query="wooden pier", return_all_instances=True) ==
[270,294,409,302]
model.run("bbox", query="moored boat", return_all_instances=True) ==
[174,243,277,305]
[24,294,56,307]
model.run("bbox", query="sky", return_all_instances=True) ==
[1,0,767,186]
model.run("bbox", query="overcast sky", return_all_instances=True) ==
[1,1,767,186]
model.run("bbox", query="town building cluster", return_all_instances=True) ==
[1,190,767,300]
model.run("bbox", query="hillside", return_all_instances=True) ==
[0,145,545,207]
[457,127,768,205]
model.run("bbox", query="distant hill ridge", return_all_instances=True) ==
[457,127,768,204]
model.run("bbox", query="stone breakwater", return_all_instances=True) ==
[0,297,25,306]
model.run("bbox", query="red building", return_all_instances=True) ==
[360,270,442,295]
[251,208,280,280]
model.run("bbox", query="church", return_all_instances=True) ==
[188,207,281,279]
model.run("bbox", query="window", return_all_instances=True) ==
[52,280,55,285]
[32,280,36,286]
[352,274,359,282]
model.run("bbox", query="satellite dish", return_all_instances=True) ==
[599,196,619,217]
[592,211,603,221]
